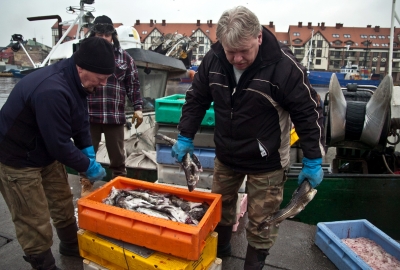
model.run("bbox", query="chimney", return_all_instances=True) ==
[269,21,274,28]
[208,19,213,27]
[150,19,154,27]
[367,25,372,28]
[307,22,312,29]
[162,20,166,26]
[136,20,140,25]
[321,22,325,30]
[298,22,302,27]
[374,25,380,32]
[197,20,200,26]
[335,23,341,29]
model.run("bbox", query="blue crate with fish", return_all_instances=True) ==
[155,94,215,126]
[156,144,215,169]
[315,219,400,270]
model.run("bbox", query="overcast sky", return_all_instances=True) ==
[1,0,399,47]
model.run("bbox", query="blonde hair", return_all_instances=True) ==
[216,6,261,49]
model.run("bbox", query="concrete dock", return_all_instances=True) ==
[0,174,337,270]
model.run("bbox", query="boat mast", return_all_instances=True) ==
[389,0,399,75]
[307,29,314,71]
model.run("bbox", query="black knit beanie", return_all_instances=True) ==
[73,36,115,74]
[93,15,113,26]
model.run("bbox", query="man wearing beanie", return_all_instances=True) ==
[82,15,143,194]
[0,36,115,270]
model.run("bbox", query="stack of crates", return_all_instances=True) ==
[154,94,247,229]
[77,177,223,270]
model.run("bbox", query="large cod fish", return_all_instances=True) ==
[155,133,203,192]
[257,180,317,231]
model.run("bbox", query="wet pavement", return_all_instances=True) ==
[0,174,337,270]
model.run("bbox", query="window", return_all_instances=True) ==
[344,34,351,38]
[198,46,204,53]
[294,49,302,55]
[373,52,379,57]
[346,41,353,45]
[316,59,321,65]
[293,32,300,36]
[317,40,323,48]
[142,31,147,34]
[294,39,301,44]
[381,52,388,58]
[334,40,342,45]
[198,37,204,44]
[332,34,339,38]
[360,35,368,38]
[378,35,386,39]
[369,35,376,39]
[316,49,322,57]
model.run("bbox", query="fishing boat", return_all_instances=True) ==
[308,65,382,87]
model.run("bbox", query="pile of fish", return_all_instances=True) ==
[257,180,317,231]
[103,186,209,225]
[155,133,203,192]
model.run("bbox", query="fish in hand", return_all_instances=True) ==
[155,133,203,191]
[257,180,317,231]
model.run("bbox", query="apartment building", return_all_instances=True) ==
[50,20,400,83]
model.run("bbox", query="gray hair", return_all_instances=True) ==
[216,6,262,49]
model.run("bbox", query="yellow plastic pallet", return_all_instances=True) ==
[83,258,222,270]
[78,229,217,270]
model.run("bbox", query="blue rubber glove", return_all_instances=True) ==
[81,146,106,181]
[298,157,324,188]
[171,134,194,162]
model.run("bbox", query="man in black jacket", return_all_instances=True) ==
[171,6,325,270]
[0,37,115,270]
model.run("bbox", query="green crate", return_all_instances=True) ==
[155,94,215,126]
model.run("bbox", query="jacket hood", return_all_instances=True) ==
[211,26,283,67]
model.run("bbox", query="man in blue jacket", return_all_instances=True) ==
[171,6,325,270]
[0,37,115,270]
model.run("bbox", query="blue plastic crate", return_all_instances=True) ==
[156,144,215,169]
[315,219,400,270]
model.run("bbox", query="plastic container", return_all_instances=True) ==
[155,123,215,148]
[156,144,215,169]
[315,219,400,270]
[78,229,218,270]
[155,94,215,126]
[77,177,222,260]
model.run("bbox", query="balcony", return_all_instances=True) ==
[392,67,400,72]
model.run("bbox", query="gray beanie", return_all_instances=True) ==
[74,37,115,74]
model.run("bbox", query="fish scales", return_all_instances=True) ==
[102,187,208,225]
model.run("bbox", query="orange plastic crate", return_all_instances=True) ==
[77,177,222,260]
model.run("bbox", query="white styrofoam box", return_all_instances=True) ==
[157,163,246,193]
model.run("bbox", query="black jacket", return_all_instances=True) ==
[0,57,92,172]
[178,27,325,173]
